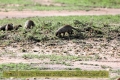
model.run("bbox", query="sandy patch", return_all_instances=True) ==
[0,8,120,19]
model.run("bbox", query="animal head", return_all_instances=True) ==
[8,23,13,26]
[31,21,35,26]
[24,20,35,29]
[18,25,22,27]
[5,23,14,30]
[28,20,35,26]
[7,23,13,28]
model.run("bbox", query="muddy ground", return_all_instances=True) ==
[0,0,120,80]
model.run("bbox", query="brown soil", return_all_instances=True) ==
[0,38,120,80]
[1,9,120,80]
[1,8,120,19]
[0,0,120,80]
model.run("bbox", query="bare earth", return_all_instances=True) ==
[1,9,120,80]
[0,0,120,80]
[1,8,120,19]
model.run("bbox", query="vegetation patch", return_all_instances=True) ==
[22,54,91,64]
[0,15,120,46]
[54,0,120,9]
[0,15,120,79]
[3,70,109,78]
[0,0,120,11]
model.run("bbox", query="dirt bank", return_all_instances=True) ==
[0,8,120,19]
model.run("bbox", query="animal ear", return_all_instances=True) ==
[19,25,22,27]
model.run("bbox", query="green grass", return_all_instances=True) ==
[0,15,120,46]
[0,63,82,78]
[0,0,33,11]
[0,63,39,78]
[110,76,120,80]
[0,0,32,4]
[3,70,109,78]
[1,15,120,26]
[54,0,120,8]
[22,54,93,65]
[0,0,120,11]
[0,63,34,71]
[22,54,79,61]
[0,15,119,79]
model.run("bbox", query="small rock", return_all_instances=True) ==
[22,49,27,52]
[33,50,38,52]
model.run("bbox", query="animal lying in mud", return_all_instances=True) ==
[0,23,13,31]
[24,20,35,29]
[56,25,79,37]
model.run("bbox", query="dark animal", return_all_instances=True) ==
[24,20,35,29]
[56,25,79,37]
[0,25,6,31]
[0,23,13,31]
[13,25,22,30]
